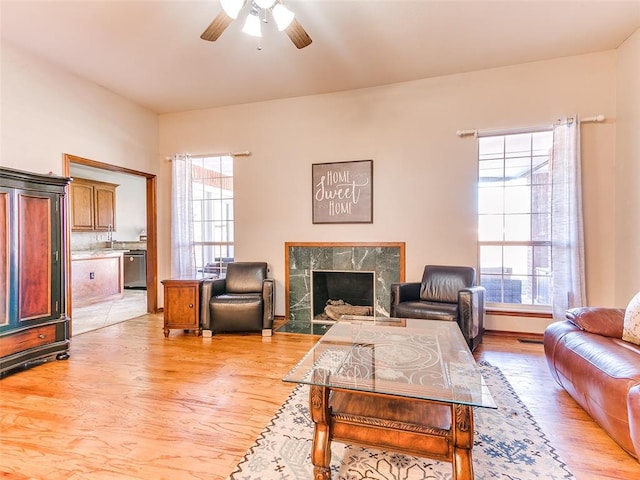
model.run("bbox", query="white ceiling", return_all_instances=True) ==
[1,0,639,114]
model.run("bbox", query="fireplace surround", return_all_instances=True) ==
[283,242,405,333]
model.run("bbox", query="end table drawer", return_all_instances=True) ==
[0,325,57,357]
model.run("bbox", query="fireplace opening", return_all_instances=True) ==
[311,270,375,322]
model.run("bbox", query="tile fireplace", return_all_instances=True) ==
[283,242,405,333]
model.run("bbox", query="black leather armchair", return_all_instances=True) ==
[390,265,485,351]
[200,262,275,336]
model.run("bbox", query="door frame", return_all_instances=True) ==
[63,154,158,334]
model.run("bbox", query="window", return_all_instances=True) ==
[478,130,553,309]
[191,155,234,277]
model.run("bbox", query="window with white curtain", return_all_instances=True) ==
[477,130,554,310]
[171,154,234,278]
[192,155,234,276]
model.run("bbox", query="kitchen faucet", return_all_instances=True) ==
[107,224,114,249]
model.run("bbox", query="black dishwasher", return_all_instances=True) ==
[124,250,147,289]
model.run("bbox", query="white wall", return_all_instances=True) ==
[0,40,161,293]
[160,51,619,332]
[2,37,631,333]
[0,41,158,175]
[615,28,640,306]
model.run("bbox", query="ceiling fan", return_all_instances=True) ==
[200,0,312,49]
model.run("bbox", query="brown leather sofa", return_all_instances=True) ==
[544,307,640,460]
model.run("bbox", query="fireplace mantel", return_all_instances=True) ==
[285,242,405,327]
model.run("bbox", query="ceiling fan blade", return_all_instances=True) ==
[285,18,312,49]
[200,11,234,41]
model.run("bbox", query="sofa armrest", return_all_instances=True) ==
[200,279,214,330]
[200,278,227,330]
[210,277,227,296]
[262,279,275,332]
[458,286,485,349]
[390,282,421,312]
[566,307,625,338]
[628,384,640,459]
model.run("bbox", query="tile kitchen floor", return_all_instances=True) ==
[71,289,147,336]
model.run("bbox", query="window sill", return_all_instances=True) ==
[486,307,552,319]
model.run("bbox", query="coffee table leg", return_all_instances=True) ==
[309,370,332,479]
[451,403,474,480]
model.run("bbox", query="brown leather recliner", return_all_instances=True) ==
[390,265,485,351]
[200,262,274,336]
[544,307,640,460]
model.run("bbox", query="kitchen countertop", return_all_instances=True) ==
[111,241,147,250]
[71,249,128,260]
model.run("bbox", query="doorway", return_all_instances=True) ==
[63,154,158,336]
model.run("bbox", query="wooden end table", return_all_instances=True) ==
[161,276,207,337]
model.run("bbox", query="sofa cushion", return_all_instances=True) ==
[393,301,458,322]
[566,307,624,338]
[209,294,263,333]
[623,292,640,346]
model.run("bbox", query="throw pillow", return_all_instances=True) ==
[622,291,640,345]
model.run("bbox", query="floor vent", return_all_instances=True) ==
[517,338,544,344]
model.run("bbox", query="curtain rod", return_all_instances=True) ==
[456,114,606,138]
[165,151,252,160]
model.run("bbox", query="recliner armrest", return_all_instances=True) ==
[458,286,485,350]
[262,279,275,331]
[390,282,421,317]
[391,282,421,303]
[201,278,227,330]
[210,278,227,296]
[461,286,485,297]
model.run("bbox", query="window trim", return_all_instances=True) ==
[477,124,553,138]
[486,307,552,318]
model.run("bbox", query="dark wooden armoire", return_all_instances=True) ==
[0,166,71,376]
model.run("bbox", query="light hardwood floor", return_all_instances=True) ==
[0,314,638,479]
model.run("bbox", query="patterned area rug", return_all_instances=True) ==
[228,364,575,480]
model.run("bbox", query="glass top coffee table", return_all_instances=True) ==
[283,316,496,480]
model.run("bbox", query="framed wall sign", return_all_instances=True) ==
[312,159,373,224]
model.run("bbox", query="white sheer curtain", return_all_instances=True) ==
[551,117,586,320]
[171,154,195,277]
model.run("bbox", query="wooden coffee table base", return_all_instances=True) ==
[309,382,475,480]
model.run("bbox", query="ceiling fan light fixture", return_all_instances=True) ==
[272,3,295,31]
[242,11,262,37]
[220,0,244,19]
[203,0,310,48]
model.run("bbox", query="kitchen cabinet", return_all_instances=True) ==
[70,177,118,231]
[71,250,125,307]
[0,167,71,376]
[162,277,203,337]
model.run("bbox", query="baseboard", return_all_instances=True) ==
[484,329,544,342]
